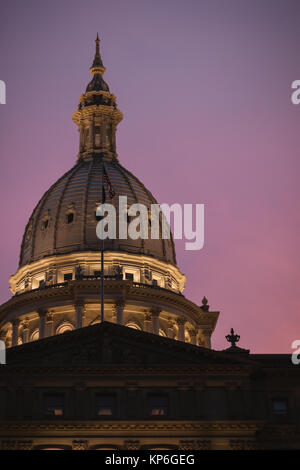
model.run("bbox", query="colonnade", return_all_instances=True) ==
[6,300,212,348]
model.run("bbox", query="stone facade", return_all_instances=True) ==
[0,322,299,450]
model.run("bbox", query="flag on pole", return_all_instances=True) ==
[103,166,115,199]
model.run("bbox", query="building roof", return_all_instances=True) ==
[4,321,290,371]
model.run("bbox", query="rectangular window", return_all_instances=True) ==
[43,394,64,417]
[272,399,288,415]
[63,273,73,281]
[152,279,158,286]
[125,273,134,281]
[148,394,169,417]
[95,127,101,146]
[96,394,116,417]
[94,270,101,277]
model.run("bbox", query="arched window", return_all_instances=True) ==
[125,322,141,330]
[33,445,71,451]
[30,329,39,341]
[56,322,75,335]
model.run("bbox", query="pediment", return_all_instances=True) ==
[5,322,254,368]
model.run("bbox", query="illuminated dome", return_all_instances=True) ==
[19,157,177,268]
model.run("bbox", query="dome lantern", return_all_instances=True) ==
[72,36,123,161]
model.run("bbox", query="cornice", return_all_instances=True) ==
[0,420,264,434]
[0,364,254,377]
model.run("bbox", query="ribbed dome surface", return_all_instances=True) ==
[19,156,177,268]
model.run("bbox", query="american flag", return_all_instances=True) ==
[103,166,115,199]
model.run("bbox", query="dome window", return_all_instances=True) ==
[41,211,51,232]
[25,222,33,241]
[66,212,74,224]
[65,205,76,225]
[41,217,49,231]
[95,204,106,221]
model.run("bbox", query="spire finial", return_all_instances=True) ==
[225,328,240,348]
[90,34,106,76]
[201,296,209,311]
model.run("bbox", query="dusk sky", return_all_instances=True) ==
[0,0,299,352]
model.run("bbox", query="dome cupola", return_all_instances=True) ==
[72,34,123,161]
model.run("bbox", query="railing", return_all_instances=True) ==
[13,277,183,298]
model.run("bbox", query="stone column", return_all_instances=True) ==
[201,329,211,349]
[176,317,186,342]
[143,311,152,333]
[38,309,47,340]
[188,328,197,345]
[115,299,125,325]
[167,318,175,339]
[151,307,161,335]
[75,300,84,329]
[46,312,54,337]
[11,319,20,347]
[22,319,30,343]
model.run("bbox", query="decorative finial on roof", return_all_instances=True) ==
[90,34,106,76]
[201,296,209,311]
[225,328,240,348]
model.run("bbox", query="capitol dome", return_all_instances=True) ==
[19,157,177,268]
[0,37,219,350]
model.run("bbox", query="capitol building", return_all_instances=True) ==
[0,38,298,451]
[0,35,218,350]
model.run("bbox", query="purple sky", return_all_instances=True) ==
[0,0,300,352]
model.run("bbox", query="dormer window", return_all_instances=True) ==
[41,217,49,231]
[95,204,107,222]
[65,205,76,225]
[66,212,74,224]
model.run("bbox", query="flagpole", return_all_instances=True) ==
[100,162,115,323]
[101,237,104,323]
[101,161,104,323]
